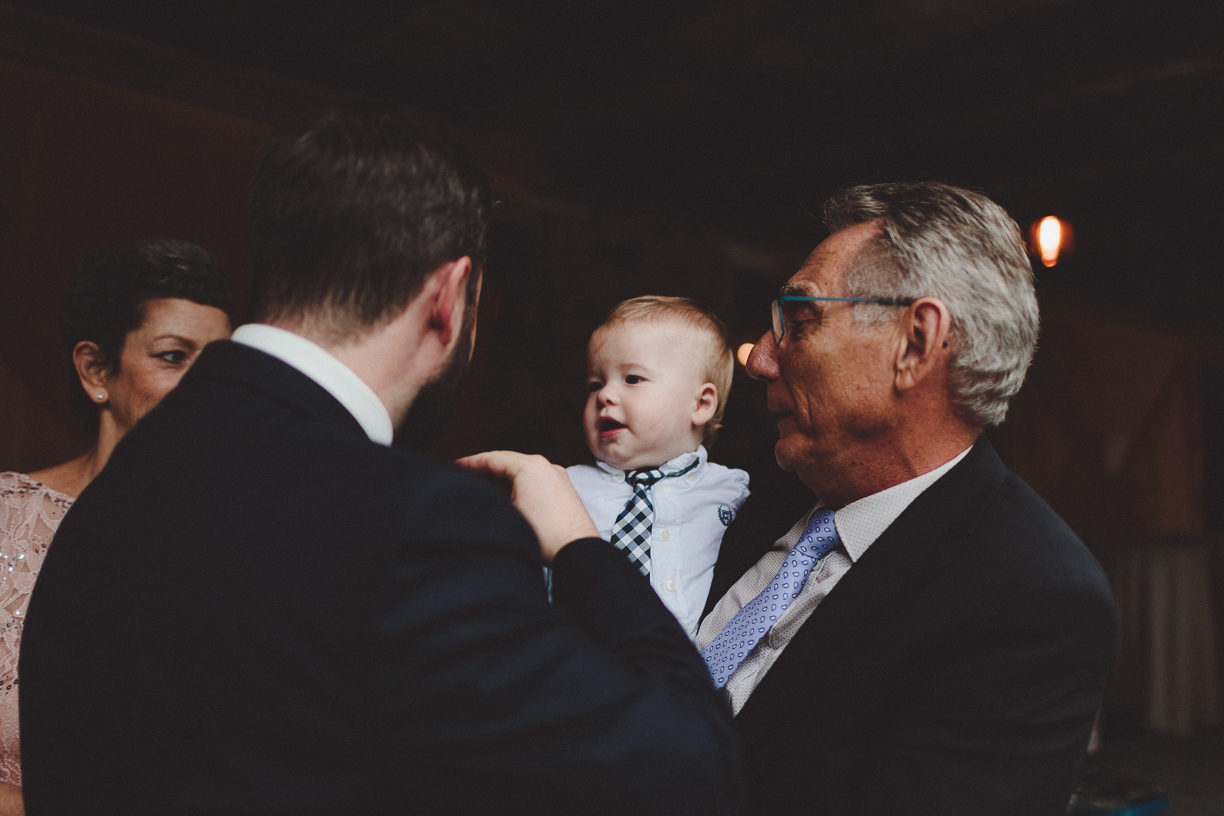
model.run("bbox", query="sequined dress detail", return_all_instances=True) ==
[0,472,73,786]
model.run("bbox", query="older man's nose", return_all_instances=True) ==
[746,331,779,381]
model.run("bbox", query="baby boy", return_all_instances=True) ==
[567,296,750,639]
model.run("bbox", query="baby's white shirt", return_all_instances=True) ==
[567,445,750,639]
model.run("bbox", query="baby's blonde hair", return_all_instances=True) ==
[591,296,734,444]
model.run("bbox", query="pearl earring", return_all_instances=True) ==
[96,393,105,401]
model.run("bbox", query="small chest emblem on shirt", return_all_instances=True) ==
[718,505,735,527]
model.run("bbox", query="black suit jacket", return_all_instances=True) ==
[20,341,742,816]
[702,439,1119,816]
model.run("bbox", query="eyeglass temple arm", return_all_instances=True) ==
[777,296,917,305]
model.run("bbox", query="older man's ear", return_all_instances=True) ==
[893,297,954,393]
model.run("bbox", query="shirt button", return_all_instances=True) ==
[656,485,665,494]
[665,580,677,592]
[687,473,696,482]
[660,530,670,541]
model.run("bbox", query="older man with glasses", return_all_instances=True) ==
[695,182,1119,816]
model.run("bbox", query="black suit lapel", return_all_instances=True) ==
[734,439,1007,724]
[184,340,369,439]
[703,495,788,620]
[702,481,819,621]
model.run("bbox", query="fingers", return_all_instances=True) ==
[457,450,600,563]
[456,450,546,481]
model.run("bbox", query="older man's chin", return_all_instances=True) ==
[773,428,834,494]
[773,436,805,474]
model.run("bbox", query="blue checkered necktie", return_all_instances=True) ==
[701,506,841,689]
[609,459,700,576]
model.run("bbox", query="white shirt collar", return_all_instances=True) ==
[231,324,394,446]
[830,446,972,562]
[594,445,707,480]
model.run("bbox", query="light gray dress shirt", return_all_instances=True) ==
[695,447,970,714]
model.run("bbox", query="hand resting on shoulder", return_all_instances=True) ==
[457,451,600,562]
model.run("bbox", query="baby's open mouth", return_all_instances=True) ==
[598,418,626,437]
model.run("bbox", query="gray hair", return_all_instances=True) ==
[823,182,1039,428]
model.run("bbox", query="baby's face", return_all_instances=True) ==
[584,319,709,471]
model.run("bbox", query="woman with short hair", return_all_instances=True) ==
[0,238,234,814]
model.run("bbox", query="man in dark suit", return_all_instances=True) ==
[695,182,1119,816]
[19,105,741,815]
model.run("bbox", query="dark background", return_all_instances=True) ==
[7,0,1223,329]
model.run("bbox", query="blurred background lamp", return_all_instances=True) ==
[1034,216,1066,267]
[737,343,754,366]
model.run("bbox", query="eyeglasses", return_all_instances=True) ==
[771,295,916,343]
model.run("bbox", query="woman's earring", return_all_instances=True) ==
[95,392,106,401]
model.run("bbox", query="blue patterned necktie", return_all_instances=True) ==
[701,506,841,689]
[609,459,699,576]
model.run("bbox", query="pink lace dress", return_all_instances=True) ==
[0,472,73,786]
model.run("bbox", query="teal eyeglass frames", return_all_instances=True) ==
[771,295,916,343]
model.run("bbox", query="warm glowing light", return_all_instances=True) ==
[736,343,754,366]
[1036,216,1063,267]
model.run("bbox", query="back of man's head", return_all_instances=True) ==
[823,182,1039,429]
[248,103,492,341]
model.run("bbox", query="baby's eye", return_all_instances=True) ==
[587,380,603,393]
[624,375,644,385]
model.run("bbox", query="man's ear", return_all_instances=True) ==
[73,341,110,402]
[427,256,473,346]
[692,383,718,427]
[894,297,953,393]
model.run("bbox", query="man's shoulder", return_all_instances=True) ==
[376,447,539,551]
[271,435,539,556]
[916,449,1116,633]
[113,364,540,562]
[861,441,1112,611]
[975,468,1111,589]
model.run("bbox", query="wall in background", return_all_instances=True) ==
[0,55,271,472]
[998,309,1206,545]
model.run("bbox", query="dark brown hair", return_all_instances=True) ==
[247,102,492,339]
[60,238,236,435]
